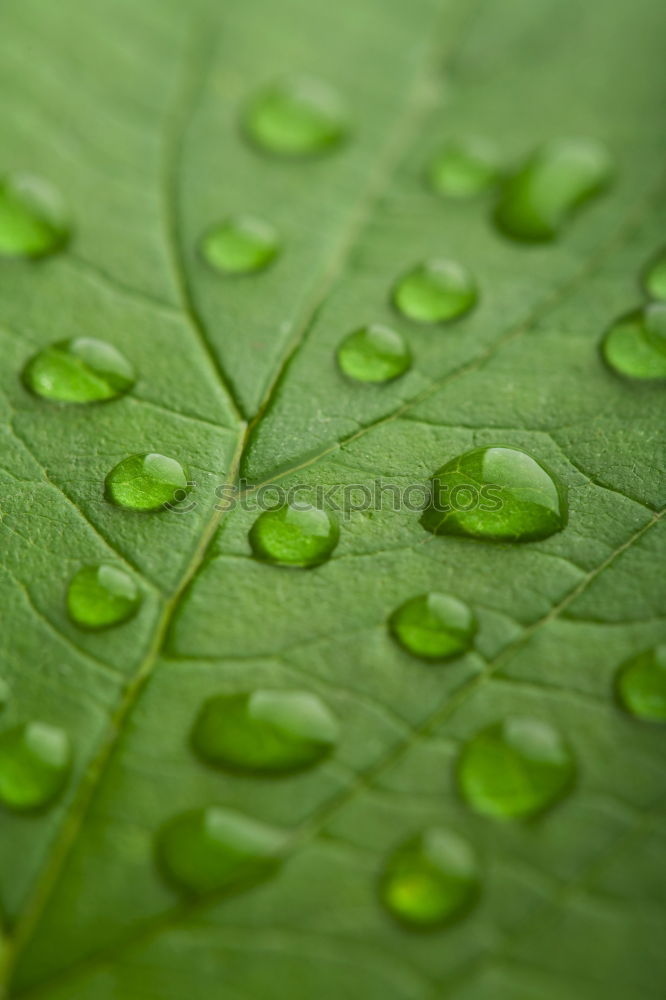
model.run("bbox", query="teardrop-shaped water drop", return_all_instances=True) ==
[457,716,575,819]
[380,827,480,928]
[244,76,349,157]
[428,137,501,199]
[0,722,71,811]
[421,446,567,542]
[157,806,285,895]
[67,564,141,630]
[336,324,411,383]
[601,305,666,379]
[192,689,339,773]
[200,215,280,275]
[23,338,135,403]
[643,249,666,301]
[494,138,613,242]
[249,503,339,567]
[389,593,476,661]
[393,258,477,324]
[0,172,69,259]
[615,645,666,722]
[105,453,191,512]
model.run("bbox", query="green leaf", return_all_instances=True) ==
[0,0,664,997]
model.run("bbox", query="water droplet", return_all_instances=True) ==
[249,503,339,567]
[643,249,666,301]
[0,172,69,258]
[67,564,141,630]
[0,722,71,811]
[421,445,567,542]
[458,716,575,819]
[336,324,411,383]
[192,689,339,773]
[393,259,477,324]
[389,593,476,661]
[244,76,349,157]
[601,305,666,379]
[616,645,666,722]
[105,453,191,512]
[380,827,480,928]
[200,215,280,275]
[22,338,135,403]
[157,806,285,895]
[428,137,501,198]
[494,138,613,242]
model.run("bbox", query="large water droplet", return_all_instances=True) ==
[457,717,575,819]
[421,445,567,542]
[389,593,476,661]
[380,827,480,928]
[0,722,71,811]
[157,806,285,895]
[105,453,191,512]
[244,76,349,157]
[393,259,477,324]
[200,215,280,275]
[22,338,135,403]
[67,564,141,630]
[192,689,339,773]
[615,645,666,722]
[249,503,339,567]
[0,172,69,258]
[601,305,666,379]
[336,324,411,383]
[643,249,666,301]
[428,137,501,199]
[494,138,613,242]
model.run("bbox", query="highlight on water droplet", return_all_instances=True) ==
[157,805,285,895]
[494,138,613,242]
[389,592,476,662]
[336,324,411,383]
[643,248,666,301]
[428,137,501,199]
[105,453,191,512]
[457,716,575,819]
[0,721,71,811]
[420,445,567,542]
[249,503,339,567]
[243,76,349,157]
[200,215,280,275]
[0,172,69,258]
[600,305,666,379]
[67,564,141,630]
[615,645,666,722]
[22,338,136,403]
[392,258,477,324]
[380,827,480,928]
[192,689,339,773]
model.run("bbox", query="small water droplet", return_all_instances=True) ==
[249,503,339,567]
[428,137,501,199]
[200,215,280,275]
[22,338,135,403]
[421,445,567,542]
[67,564,141,630]
[0,722,71,811]
[643,249,666,301]
[105,453,191,512]
[601,305,666,379]
[336,324,411,383]
[616,645,666,722]
[393,259,477,324]
[0,172,69,259]
[192,689,339,773]
[494,138,613,242]
[380,827,480,928]
[157,806,285,895]
[458,716,575,819]
[389,593,476,661]
[244,76,349,157]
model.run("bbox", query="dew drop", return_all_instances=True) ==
[249,503,339,567]
[157,806,285,895]
[420,445,567,542]
[428,137,501,199]
[22,338,135,403]
[0,722,71,811]
[457,716,575,819]
[0,172,69,259]
[200,215,280,275]
[389,593,476,662]
[601,305,666,379]
[616,645,666,722]
[380,827,480,928]
[105,453,191,512]
[336,324,411,383]
[393,259,477,324]
[244,76,349,157]
[643,249,666,301]
[67,564,141,630]
[494,138,613,242]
